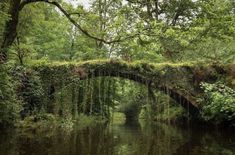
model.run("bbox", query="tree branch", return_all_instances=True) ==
[125,0,148,5]
[68,12,81,16]
[19,0,139,44]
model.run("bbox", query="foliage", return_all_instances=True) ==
[0,1,9,44]
[155,106,187,122]
[200,82,235,124]
[17,112,106,131]
[11,66,44,117]
[0,65,21,126]
[1,0,235,63]
[17,113,75,132]
[74,114,106,129]
[0,0,235,128]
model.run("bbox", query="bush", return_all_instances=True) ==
[200,82,235,124]
[11,66,44,117]
[0,65,21,127]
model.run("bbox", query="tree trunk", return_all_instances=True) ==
[0,0,21,63]
[146,0,153,20]
[154,0,158,20]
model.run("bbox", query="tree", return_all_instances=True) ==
[0,0,140,63]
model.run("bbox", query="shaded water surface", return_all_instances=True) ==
[0,122,235,155]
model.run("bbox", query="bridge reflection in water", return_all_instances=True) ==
[0,120,235,155]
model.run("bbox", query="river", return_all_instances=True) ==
[0,120,235,155]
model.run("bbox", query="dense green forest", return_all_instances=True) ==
[0,0,235,130]
[1,1,235,154]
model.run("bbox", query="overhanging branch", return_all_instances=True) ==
[19,0,140,44]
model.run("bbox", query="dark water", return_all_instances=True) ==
[0,121,235,155]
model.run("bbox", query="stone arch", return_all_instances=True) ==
[36,60,207,117]
[77,67,200,117]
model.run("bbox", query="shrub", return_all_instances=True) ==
[200,82,235,125]
[12,66,44,117]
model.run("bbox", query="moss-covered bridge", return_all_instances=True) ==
[32,60,234,117]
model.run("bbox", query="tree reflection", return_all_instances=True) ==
[0,123,234,155]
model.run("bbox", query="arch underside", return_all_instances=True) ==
[78,68,200,116]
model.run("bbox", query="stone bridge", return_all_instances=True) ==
[33,60,234,117]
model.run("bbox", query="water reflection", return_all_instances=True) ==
[0,121,235,155]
